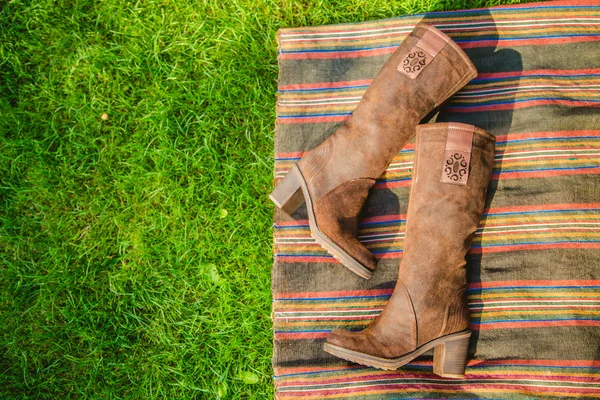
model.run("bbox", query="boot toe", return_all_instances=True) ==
[350,245,377,271]
[326,329,368,353]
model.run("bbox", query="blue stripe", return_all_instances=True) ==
[278,113,352,118]
[451,98,600,107]
[467,285,600,292]
[473,318,600,324]
[276,295,390,301]
[472,73,600,82]
[278,84,369,93]
[280,34,600,55]
[276,253,332,257]
[280,44,397,54]
[417,5,600,15]
[470,239,600,248]
[491,165,600,174]
[274,219,406,229]
[495,135,600,145]
[482,207,600,216]
[455,33,600,43]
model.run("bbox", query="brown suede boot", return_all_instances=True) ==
[323,122,496,378]
[270,24,477,279]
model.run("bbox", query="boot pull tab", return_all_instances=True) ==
[397,27,449,79]
[441,124,474,186]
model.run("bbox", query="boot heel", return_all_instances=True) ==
[269,165,305,215]
[433,332,471,379]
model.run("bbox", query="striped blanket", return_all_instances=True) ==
[272,1,600,398]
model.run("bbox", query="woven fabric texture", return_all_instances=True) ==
[272,1,600,398]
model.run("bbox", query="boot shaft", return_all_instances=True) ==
[401,122,496,345]
[298,24,477,201]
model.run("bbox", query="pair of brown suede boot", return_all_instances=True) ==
[270,24,496,379]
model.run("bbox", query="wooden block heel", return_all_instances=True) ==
[269,165,305,215]
[433,331,471,379]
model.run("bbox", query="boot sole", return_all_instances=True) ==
[323,330,471,378]
[270,164,374,279]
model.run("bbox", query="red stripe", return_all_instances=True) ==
[278,79,372,91]
[447,99,600,112]
[476,67,600,79]
[282,372,600,388]
[277,115,350,124]
[482,202,600,214]
[275,331,329,340]
[279,36,600,60]
[493,167,600,180]
[470,241,600,254]
[274,365,364,376]
[275,288,393,299]
[279,46,397,60]
[469,358,600,367]
[482,219,600,228]
[274,358,600,376]
[278,382,600,396]
[495,130,600,142]
[475,319,600,330]
[472,298,600,302]
[469,279,600,289]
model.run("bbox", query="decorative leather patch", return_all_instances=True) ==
[442,151,469,184]
[397,28,449,79]
[398,49,431,78]
[441,125,474,186]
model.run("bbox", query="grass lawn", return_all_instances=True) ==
[1,0,535,398]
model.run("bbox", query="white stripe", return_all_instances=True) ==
[388,161,414,167]
[477,221,600,231]
[384,166,413,172]
[280,18,600,43]
[279,96,363,103]
[280,26,411,38]
[458,85,600,96]
[275,309,384,315]
[497,148,600,157]
[470,299,600,306]
[278,378,600,391]
[279,18,600,39]
[495,152,600,162]
[475,226,600,235]
[278,100,359,107]
[456,87,600,99]
[274,315,377,320]
[277,232,405,242]
[469,304,600,310]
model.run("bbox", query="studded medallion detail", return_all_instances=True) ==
[444,153,468,182]
[397,46,432,79]
[403,51,427,73]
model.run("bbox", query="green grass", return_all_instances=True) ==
[0,0,534,398]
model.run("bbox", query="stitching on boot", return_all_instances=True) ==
[303,138,333,185]
[397,281,418,349]
[439,289,467,337]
